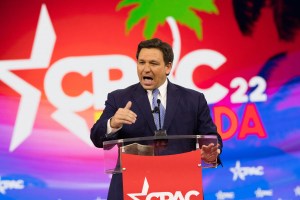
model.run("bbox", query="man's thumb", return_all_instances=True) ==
[124,101,132,110]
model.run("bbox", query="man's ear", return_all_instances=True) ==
[165,62,172,76]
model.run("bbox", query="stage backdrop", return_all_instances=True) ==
[1,0,300,199]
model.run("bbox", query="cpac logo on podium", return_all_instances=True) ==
[127,178,200,200]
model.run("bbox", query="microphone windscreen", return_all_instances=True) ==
[152,107,159,113]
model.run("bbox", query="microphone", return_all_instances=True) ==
[152,106,159,113]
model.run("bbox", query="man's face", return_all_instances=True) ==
[137,48,172,90]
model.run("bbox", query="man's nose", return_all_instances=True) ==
[143,63,151,71]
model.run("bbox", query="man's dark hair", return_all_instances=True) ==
[136,38,174,65]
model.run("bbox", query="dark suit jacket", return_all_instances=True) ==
[90,80,223,199]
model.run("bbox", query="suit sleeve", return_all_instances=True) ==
[90,92,119,148]
[197,93,223,165]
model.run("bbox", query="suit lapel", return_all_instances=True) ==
[163,82,180,130]
[132,84,157,133]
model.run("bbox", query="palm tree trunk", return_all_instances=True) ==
[166,17,181,76]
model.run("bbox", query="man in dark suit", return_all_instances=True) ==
[91,38,223,199]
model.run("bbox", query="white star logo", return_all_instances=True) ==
[229,160,264,181]
[230,160,246,181]
[0,4,55,152]
[127,177,149,200]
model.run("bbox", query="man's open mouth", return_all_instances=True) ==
[143,76,153,81]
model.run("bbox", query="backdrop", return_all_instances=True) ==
[1,0,300,199]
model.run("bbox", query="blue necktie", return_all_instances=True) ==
[152,89,165,130]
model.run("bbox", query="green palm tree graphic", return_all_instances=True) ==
[117,0,219,40]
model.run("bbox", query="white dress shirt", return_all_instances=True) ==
[147,79,167,110]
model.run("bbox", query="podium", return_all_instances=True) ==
[103,135,218,200]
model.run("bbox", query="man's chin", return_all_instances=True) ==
[140,83,155,90]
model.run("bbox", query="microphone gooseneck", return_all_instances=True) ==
[157,99,162,130]
[153,98,167,137]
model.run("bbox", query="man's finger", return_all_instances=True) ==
[124,101,137,118]
[124,101,132,110]
[202,144,217,153]
[201,145,210,152]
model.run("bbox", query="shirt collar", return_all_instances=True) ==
[147,78,168,98]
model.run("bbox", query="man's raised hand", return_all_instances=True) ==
[110,101,137,129]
